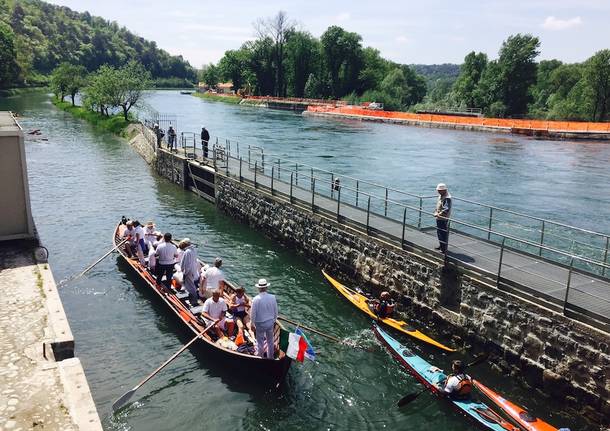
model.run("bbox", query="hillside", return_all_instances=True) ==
[0,0,197,88]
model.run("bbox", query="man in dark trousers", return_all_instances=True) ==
[201,126,210,158]
[168,125,176,151]
[434,183,452,253]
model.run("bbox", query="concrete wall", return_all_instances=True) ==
[215,174,610,425]
[0,112,34,240]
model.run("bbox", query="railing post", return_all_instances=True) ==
[602,236,610,277]
[271,166,275,195]
[311,178,316,212]
[262,153,265,169]
[497,237,506,287]
[248,148,251,168]
[239,157,242,182]
[295,163,299,185]
[401,207,407,249]
[213,147,217,170]
[278,159,281,179]
[356,180,359,207]
[417,197,423,229]
[331,173,335,199]
[290,172,293,204]
[366,197,371,235]
[254,161,257,188]
[563,257,575,313]
[539,220,545,256]
[384,188,388,217]
[336,188,341,221]
[487,207,493,240]
[237,142,239,159]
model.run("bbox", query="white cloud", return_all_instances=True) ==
[542,16,583,30]
[336,12,350,22]
[395,35,410,44]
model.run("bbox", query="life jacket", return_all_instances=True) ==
[377,300,395,318]
[449,374,472,400]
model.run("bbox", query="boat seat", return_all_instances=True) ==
[176,291,189,300]
[189,305,204,315]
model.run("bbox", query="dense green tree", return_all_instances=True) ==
[358,47,392,94]
[320,26,364,97]
[255,11,294,97]
[584,49,610,121]
[285,31,320,97]
[528,59,563,117]
[50,63,87,105]
[200,63,220,88]
[115,61,151,120]
[0,22,19,88]
[303,73,321,98]
[218,49,248,93]
[452,52,487,107]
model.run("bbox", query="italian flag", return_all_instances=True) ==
[286,328,316,363]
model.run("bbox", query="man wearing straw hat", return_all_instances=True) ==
[250,279,278,359]
[434,183,452,254]
[179,238,200,308]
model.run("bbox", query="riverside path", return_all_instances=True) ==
[172,138,610,333]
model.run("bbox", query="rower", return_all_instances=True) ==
[200,257,227,298]
[437,360,473,400]
[122,220,137,258]
[370,291,395,318]
[229,286,250,322]
[201,290,234,338]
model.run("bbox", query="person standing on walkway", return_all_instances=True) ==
[250,279,278,359]
[168,125,176,151]
[434,183,452,253]
[179,238,200,307]
[201,127,210,158]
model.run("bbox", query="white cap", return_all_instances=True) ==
[436,183,448,191]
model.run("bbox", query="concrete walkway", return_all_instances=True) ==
[0,242,102,431]
[199,154,609,332]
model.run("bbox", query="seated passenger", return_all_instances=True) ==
[152,231,163,248]
[437,360,472,400]
[229,286,250,321]
[122,220,137,258]
[370,291,395,318]
[144,221,156,244]
[200,257,226,298]
[201,290,234,338]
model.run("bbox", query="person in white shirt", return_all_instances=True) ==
[179,238,200,308]
[435,360,472,400]
[144,221,156,245]
[200,257,226,299]
[201,290,233,338]
[122,220,137,258]
[250,279,278,359]
[155,233,178,289]
[229,286,250,322]
[132,220,147,264]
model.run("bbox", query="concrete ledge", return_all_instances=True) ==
[40,263,75,361]
[58,358,103,431]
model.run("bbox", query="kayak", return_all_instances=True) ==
[322,270,455,352]
[473,380,559,431]
[373,324,518,431]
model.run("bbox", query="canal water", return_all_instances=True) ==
[1,91,602,431]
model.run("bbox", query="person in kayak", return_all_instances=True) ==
[435,360,473,400]
[370,291,395,318]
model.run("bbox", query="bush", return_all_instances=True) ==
[52,99,132,135]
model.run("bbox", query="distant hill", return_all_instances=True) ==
[410,64,461,81]
[0,0,196,87]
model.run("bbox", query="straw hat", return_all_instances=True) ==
[255,278,270,289]
[436,183,448,191]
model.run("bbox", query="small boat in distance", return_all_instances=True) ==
[180,90,194,95]
[113,221,291,385]
[322,270,455,352]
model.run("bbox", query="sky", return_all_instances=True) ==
[48,0,610,67]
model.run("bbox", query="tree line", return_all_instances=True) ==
[0,0,196,89]
[51,61,150,121]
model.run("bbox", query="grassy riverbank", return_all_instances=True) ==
[52,99,133,135]
[192,92,242,104]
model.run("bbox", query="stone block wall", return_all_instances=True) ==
[216,174,610,425]
[155,149,186,188]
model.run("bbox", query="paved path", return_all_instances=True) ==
[181,149,610,331]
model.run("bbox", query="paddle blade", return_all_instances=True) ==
[112,388,136,413]
[467,353,489,368]
[397,390,423,407]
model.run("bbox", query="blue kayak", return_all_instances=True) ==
[374,324,517,431]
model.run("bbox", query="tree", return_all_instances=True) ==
[453,51,488,107]
[83,65,117,115]
[285,30,320,97]
[51,63,88,105]
[320,26,364,97]
[303,73,321,98]
[528,59,563,117]
[497,34,540,116]
[218,49,248,92]
[255,11,295,97]
[357,47,392,94]
[200,63,220,88]
[584,49,610,121]
[115,61,151,120]
[0,22,19,88]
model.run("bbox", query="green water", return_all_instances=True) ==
[1,91,597,430]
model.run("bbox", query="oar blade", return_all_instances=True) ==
[112,388,136,413]
[397,391,422,407]
[467,353,489,368]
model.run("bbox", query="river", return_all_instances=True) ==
[1,90,601,431]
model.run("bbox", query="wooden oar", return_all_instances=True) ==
[112,319,219,412]
[60,238,128,286]
[396,353,489,408]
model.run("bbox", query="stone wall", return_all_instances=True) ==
[215,174,610,426]
[155,148,186,188]
[126,124,156,165]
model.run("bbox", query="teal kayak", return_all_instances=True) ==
[373,324,517,431]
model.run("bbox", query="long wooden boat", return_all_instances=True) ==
[113,222,291,384]
[473,380,559,431]
[322,270,455,352]
[374,324,518,431]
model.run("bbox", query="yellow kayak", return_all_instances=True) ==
[322,270,456,352]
